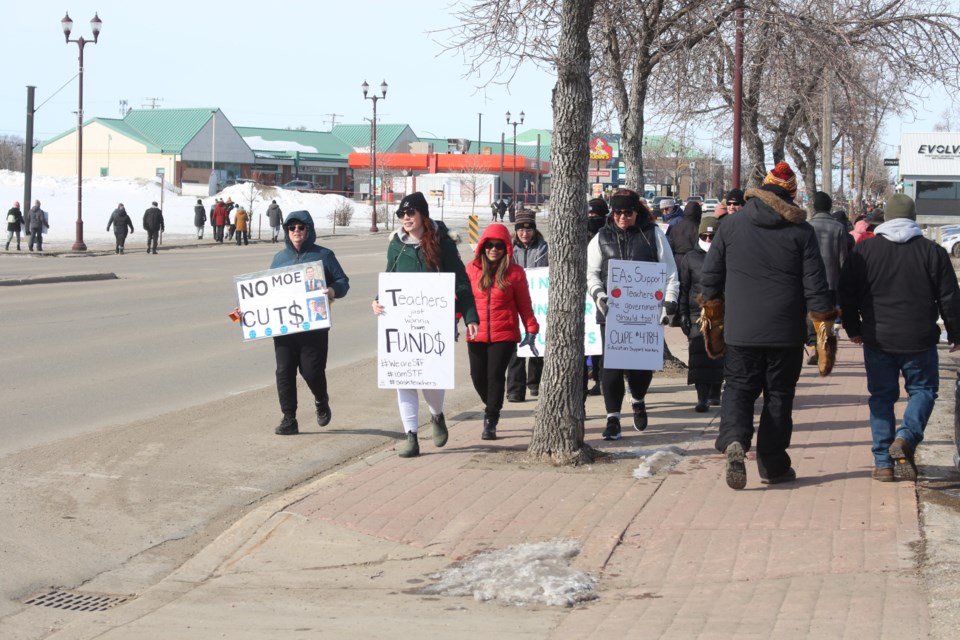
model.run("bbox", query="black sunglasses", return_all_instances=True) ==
[699,233,715,240]
[484,241,506,251]
[611,209,636,217]
[396,208,418,218]
[286,224,307,232]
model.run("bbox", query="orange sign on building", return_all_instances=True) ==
[589,137,613,161]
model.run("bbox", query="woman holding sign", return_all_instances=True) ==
[372,192,479,458]
[506,210,548,402]
[467,224,540,441]
[586,188,679,441]
[270,210,350,436]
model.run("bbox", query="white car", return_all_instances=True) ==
[703,198,720,213]
[940,233,960,257]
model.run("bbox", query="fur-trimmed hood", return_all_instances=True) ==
[743,186,806,228]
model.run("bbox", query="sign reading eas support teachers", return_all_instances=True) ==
[603,259,666,371]
[234,264,331,341]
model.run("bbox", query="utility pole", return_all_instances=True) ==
[821,1,834,197]
[142,97,163,109]
[323,113,343,130]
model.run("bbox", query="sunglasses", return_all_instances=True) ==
[484,241,506,251]
[287,224,307,232]
[699,233,715,241]
[611,209,636,217]
[396,208,418,218]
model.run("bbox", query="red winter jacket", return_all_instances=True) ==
[466,223,539,343]
[212,203,230,226]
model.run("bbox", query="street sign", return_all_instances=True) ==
[588,169,611,179]
[883,158,899,166]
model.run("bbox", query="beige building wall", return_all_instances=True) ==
[33,121,180,180]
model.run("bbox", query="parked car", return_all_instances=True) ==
[686,195,704,208]
[940,233,960,258]
[282,180,317,193]
[703,198,720,213]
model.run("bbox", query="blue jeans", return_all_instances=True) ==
[863,345,938,468]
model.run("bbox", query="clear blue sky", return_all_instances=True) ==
[1,1,945,158]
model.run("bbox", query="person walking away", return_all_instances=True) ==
[491,201,499,222]
[26,200,48,252]
[371,192,479,457]
[234,206,249,246]
[143,202,164,254]
[106,203,134,254]
[585,197,609,396]
[497,199,507,222]
[805,191,849,365]
[5,200,24,251]
[212,199,228,243]
[506,210,548,402]
[467,223,539,440]
[839,194,960,482]
[194,199,207,239]
[679,216,724,411]
[699,161,837,490]
[271,211,350,435]
[224,198,236,241]
[668,200,703,270]
[587,188,679,440]
[851,218,874,244]
[267,200,283,243]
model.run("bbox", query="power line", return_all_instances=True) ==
[323,113,344,130]
[142,97,164,109]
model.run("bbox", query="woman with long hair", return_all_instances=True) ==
[466,223,539,440]
[372,192,479,458]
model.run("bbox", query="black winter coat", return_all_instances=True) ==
[194,204,207,227]
[107,208,134,235]
[839,228,960,353]
[143,207,165,232]
[679,245,724,384]
[6,207,23,232]
[700,186,833,348]
[668,202,702,267]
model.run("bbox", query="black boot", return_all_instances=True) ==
[694,384,710,413]
[274,414,299,435]
[315,398,331,427]
[709,383,722,407]
[482,414,499,440]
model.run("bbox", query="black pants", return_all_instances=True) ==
[506,354,543,399]
[468,341,516,418]
[29,229,41,251]
[146,230,160,253]
[114,232,128,253]
[214,225,224,242]
[273,330,330,417]
[599,327,652,413]
[714,344,804,479]
[235,230,249,245]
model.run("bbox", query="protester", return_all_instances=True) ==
[587,188,679,440]
[194,199,206,239]
[659,197,683,230]
[467,223,539,440]
[679,216,723,412]
[700,161,836,490]
[267,200,283,243]
[234,206,249,246]
[506,210,548,403]
[143,202,164,255]
[224,198,236,241]
[26,200,48,252]
[106,203,134,254]
[724,188,745,214]
[212,199,228,243]
[668,200,703,270]
[372,192,478,457]
[851,219,875,244]
[839,194,960,482]
[271,211,350,435]
[5,200,23,251]
[585,197,609,396]
[805,191,849,365]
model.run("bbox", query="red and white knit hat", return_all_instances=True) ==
[762,161,797,198]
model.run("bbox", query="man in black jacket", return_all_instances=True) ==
[700,162,836,489]
[143,201,165,254]
[839,194,960,482]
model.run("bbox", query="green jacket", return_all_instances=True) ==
[385,220,479,324]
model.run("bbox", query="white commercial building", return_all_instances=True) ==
[900,132,960,223]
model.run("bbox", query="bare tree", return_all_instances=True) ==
[454,155,496,217]
[0,135,25,172]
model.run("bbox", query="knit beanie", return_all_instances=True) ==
[515,210,537,230]
[813,191,832,212]
[587,197,609,216]
[699,216,718,234]
[884,194,915,221]
[724,188,745,206]
[397,191,430,217]
[762,162,797,198]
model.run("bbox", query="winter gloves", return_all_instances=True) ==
[518,332,539,357]
[660,301,678,325]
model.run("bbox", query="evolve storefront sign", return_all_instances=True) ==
[901,132,960,176]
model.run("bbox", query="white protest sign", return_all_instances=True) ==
[377,272,456,389]
[516,267,602,357]
[234,264,331,341]
[603,259,665,371]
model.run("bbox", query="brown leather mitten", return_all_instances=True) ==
[810,309,840,376]
[696,294,725,359]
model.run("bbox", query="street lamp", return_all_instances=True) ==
[506,110,524,220]
[62,11,101,251]
[363,79,387,232]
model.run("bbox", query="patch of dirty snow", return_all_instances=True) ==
[631,446,686,479]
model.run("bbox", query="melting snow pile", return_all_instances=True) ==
[417,539,597,607]
[631,446,686,479]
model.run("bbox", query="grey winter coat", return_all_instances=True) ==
[267,203,283,227]
[808,210,848,292]
[194,204,207,227]
[512,233,549,269]
[26,206,48,234]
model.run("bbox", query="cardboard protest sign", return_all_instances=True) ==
[516,267,602,358]
[602,259,666,371]
[377,272,456,389]
[234,263,330,341]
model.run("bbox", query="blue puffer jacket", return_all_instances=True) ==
[270,210,350,301]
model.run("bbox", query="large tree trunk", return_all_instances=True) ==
[528,0,597,465]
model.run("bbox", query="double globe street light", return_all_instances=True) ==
[62,11,102,252]
[363,80,387,232]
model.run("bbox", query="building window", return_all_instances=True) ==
[917,181,957,200]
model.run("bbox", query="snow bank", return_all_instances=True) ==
[630,446,686,479]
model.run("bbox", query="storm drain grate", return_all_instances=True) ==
[24,589,129,612]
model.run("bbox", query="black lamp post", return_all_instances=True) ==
[363,79,387,232]
[506,109,524,218]
[62,11,101,252]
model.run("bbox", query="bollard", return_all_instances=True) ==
[468,215,479,250]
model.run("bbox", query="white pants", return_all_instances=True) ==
[396,388,444,433]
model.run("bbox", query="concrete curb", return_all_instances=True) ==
[0,273,118,286]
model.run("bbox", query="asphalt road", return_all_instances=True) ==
[0,232,486,637]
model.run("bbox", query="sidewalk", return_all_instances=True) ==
[47,332,938,639]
